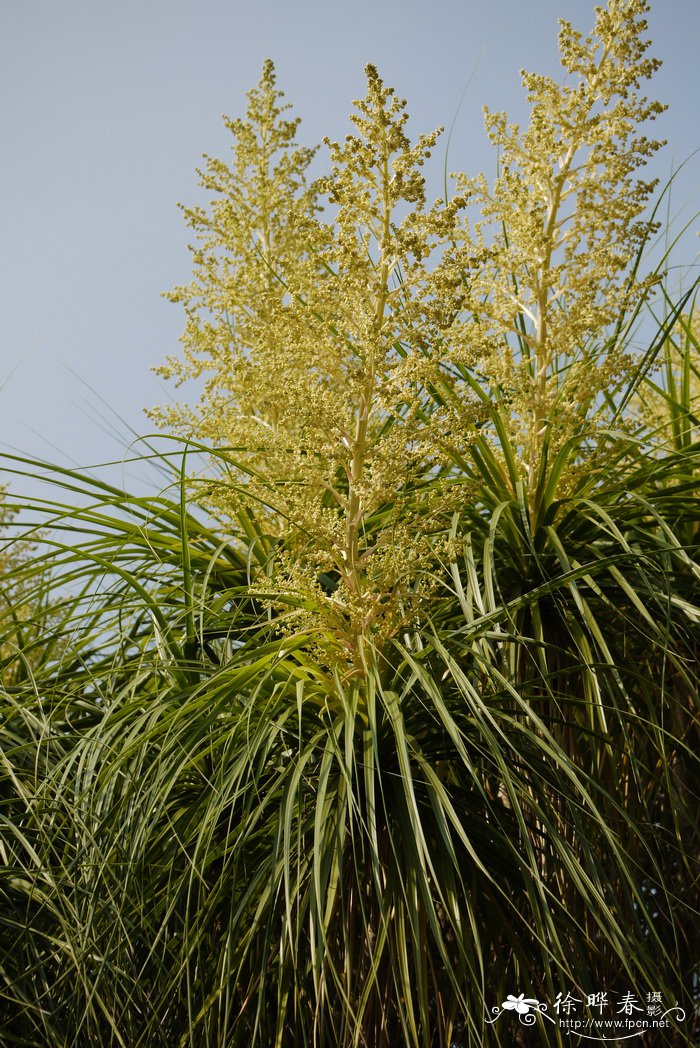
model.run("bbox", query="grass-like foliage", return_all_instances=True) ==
[1,1,698,1045]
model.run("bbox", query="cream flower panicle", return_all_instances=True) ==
[151,0,668,666]
[448,0,665,519]
[150,62,478,673]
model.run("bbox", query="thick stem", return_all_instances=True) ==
[342,151,391,664]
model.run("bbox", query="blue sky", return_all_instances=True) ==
[1,0,698,495]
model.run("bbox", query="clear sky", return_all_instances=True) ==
[1,0,698,496]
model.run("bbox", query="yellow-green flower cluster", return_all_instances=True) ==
[151,0,667,667]
[151,63,480,671]
[149,59,320,441]
[449,0,665,507]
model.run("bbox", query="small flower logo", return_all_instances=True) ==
[502,993,540,1015]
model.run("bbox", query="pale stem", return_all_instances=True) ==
[344,151,391,614]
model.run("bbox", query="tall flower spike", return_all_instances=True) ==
[451,0,666,521]
[148,59,319,442]
[152,64,476,672]
[238,65,476,670]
